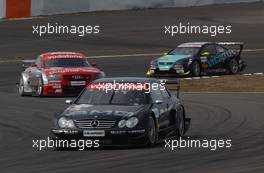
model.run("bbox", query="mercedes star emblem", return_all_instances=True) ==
[91,120,99,128]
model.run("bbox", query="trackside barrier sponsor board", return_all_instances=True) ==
[6,0,31,18]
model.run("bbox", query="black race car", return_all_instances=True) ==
[146,42,246,77]
[50,77,190,147]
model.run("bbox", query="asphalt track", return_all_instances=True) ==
[0,2,264,173]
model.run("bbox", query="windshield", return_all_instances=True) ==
[168,47,199,56]
[76,88,149,106]
[44,58,89,68]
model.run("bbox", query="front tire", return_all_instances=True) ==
[35,78,43,97]
[191,61,201,77]
[176,107,185,138]
[146,116,157,146]
[18,77,26,96]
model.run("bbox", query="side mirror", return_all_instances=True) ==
[65,99,73,105]
[201,51,210,56]
[91,62,97,67]
[154,100,163,104]
[31,63,37,67]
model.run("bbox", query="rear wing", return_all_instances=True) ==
[160,79,180,98]
[217,42,244,56]
[22,60,35,70]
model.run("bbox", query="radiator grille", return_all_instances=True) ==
[159,62,174,65]
[74,119,116,129]
[63,75,90,81]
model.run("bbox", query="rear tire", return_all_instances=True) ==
[191,61,201,77]
[228,59,239,74]
[146,116,157,146]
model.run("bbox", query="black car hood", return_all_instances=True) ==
[62,104,148,120]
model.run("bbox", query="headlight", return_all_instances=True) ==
[174,64,183,69]
[126,117,139,128]
[47,74,61,81]
[98,71,105,78]
[58,117,75,128]
[118,117,139,128]
[150,60,158,69]
[118,119,126,128]
[188,59,193,65]
[94,71,106,80]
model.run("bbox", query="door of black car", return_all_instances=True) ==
[160,88,172,127]
[151,88,170,129]
[214,45,228,67]
[200,44,218,69]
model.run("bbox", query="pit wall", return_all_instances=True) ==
[1,0,263,19]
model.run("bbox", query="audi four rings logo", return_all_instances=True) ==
[72,75,82,80]
[91,120,99,128]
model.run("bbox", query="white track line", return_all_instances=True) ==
[243,49,264,52]
[89,53,161,59]
[0,48,264,63]
[0,53,162,63]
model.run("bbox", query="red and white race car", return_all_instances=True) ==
[18,52,105,96]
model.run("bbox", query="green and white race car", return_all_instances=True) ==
[146,42,246,77]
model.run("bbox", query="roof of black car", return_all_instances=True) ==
[93,77,160,83]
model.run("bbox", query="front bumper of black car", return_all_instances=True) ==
[50,128,148,146]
